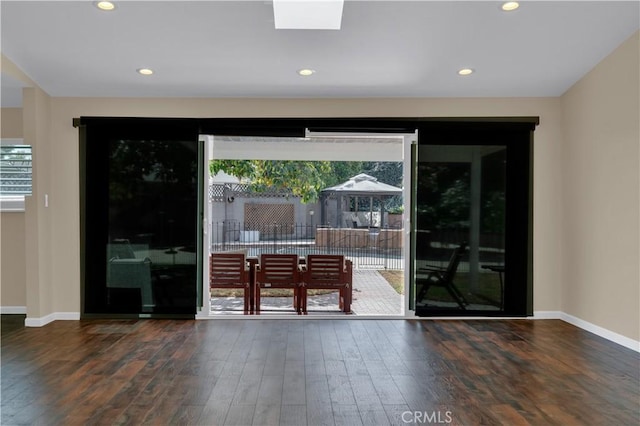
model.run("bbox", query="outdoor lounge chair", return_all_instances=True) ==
[300,255,353,314]
[255,254,302,314]
[106,239,154,311]
[210,252,251,314]
[416,242,468,309]
[107,257,153,311]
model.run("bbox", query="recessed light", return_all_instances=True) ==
[501,2,519,11]
[458,68,474,76]
[298,69,316,76]
[96,1,115,11]
[137,68,154,76]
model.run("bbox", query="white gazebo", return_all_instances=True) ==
[320,173,402,229]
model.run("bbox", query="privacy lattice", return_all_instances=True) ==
[209,183,293,202]
[244,203,295,235]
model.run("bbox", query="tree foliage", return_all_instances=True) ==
[210,160,332,203]
[210,160,402,204]
[362,161,402,187]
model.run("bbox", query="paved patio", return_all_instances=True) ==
[210,270,404,316]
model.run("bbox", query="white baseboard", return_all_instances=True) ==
[532,310,562,319]
[560,312,640,353]
[25,312,80,327]
[1,306,27,314]
[18,309,640,353]
[533,310,639,352]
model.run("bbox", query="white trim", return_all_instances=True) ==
[0,195,26,212]
[25,313,56,327]
[560,312,640,353]
[532,310,562,319]
[0,138,24,146]
[209,134,404,162]
[1,306,26,314]
[197,314,408,320]
[17,309,640,352]
[25,312,80,327]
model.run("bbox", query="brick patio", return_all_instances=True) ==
[210,270,404,316]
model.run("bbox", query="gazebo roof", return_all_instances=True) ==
[321,173,402,196]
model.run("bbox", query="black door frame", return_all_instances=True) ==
[76,116,537,318]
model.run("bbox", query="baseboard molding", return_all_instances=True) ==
[559,312,639,353]
[19,309,640,352]
[532,310,562,319]
[25,312,80,327]
[0,306,27,314]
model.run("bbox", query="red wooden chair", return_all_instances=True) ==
[255,254,302,314]
[210,252,251,314]
[301,255,353,314]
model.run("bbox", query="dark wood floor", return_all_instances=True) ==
[1,314,26,337]
[1,318,638,426]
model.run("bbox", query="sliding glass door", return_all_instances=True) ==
[413,124,533,316]
[77,117,533,319]
[415,145,506,312]
[80,118,201,317]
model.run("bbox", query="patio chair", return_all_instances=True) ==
[416,242,468,309]
[107,257,153,311]
[106,239,154,311]
[300,255,353,314]
[255,254,303,314]
[210,252,251,314]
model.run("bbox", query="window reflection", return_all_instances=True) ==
[415,146,505,312]
[99,139,198,314]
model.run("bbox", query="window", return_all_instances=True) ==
[0,142,32,211]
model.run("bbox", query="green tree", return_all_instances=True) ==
[210,160,332,203]
[362,161,402,187]
[210,160,403,203]
[324,161,363,187]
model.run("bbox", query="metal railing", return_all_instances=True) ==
[210,221,403,270]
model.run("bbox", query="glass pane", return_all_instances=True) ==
[415,145,505,313]
[105,139,198,314]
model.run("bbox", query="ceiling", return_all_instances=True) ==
[1,1,638,107]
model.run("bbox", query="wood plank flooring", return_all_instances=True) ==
[1,318,638,426]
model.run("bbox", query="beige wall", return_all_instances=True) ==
[24,87,54,318]
[1,107,23,138]
[44,96,564,317]
[19,34,639,344]
[1,107,26,308]
[561,32,640,341]
[1,212,26,307]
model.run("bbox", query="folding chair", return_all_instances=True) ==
[416,242,468,309]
